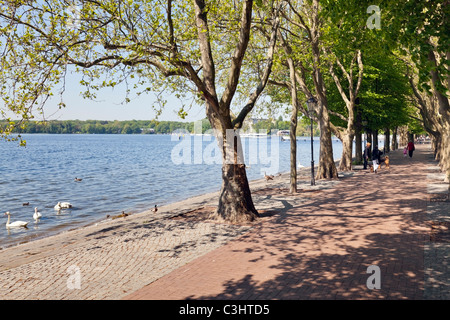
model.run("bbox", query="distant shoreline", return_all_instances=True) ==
[1,118,321,137]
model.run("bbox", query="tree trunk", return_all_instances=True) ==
[337,101,355,172]
[437,123,450,182]
[216,162,259,223]
[429,122,450,182]
[286,43,299,194]
[289,108,298,193]
[289,124,297,193]
[355,110,363,163]
[338,101,355,172]
[192,0,281,223]
[339,132,354,171]
[316,103,338,179]
[310,14,338,180]
[372,130,379,148]
[428,50,450,124]
[355,132,362,163]
[384,128,390,153]
[211,126,259,223]
[434,132,442,161]
[398,126,409,147]
[391,126,398,151]
[326,47,362,172]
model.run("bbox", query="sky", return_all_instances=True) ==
[36,78,207,122]
[43,91,207,123]
[2,68,286,123]
[2,71,207,123]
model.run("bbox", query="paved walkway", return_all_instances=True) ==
[0,194,252,299]
[0,144,448,300]
[124,144,449,300]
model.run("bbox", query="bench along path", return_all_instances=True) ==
[125,144,449,300]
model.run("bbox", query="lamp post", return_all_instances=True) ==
[306,97,317,186]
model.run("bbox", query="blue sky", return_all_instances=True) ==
[44,91,206,122]
[2,70,285,123]
[40,79,207,122]
[1,70,206,122]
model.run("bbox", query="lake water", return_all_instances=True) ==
[0,134,343,249]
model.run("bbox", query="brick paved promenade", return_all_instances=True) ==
[124,144,449,300]
[0,144,448,300]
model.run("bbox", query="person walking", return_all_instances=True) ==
[363,142,371,170]
[372,145,383,173]
[407,140,415,158]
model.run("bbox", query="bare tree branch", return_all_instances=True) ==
[232,2,282,129]
[219,0,253,112]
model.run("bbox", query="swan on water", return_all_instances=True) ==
[33,207,42,221]
[54,202,72,210]
[4,212,28,228]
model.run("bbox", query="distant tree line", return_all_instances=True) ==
[0,119,209,135]
[1,117,319,136]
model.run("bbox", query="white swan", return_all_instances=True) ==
[298,162,305,168]
[54,202,72,210]
[4,212,28,228]
[33,207,42,221]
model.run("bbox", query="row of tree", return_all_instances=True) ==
[0,117,322,135]
[0,119,207,134]
[0,0,448,223]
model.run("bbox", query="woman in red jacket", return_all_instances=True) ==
[407,140,415,158]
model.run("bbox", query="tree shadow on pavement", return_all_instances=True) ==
[186,152,431,300]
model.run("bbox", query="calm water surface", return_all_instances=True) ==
[0,134,343,248]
